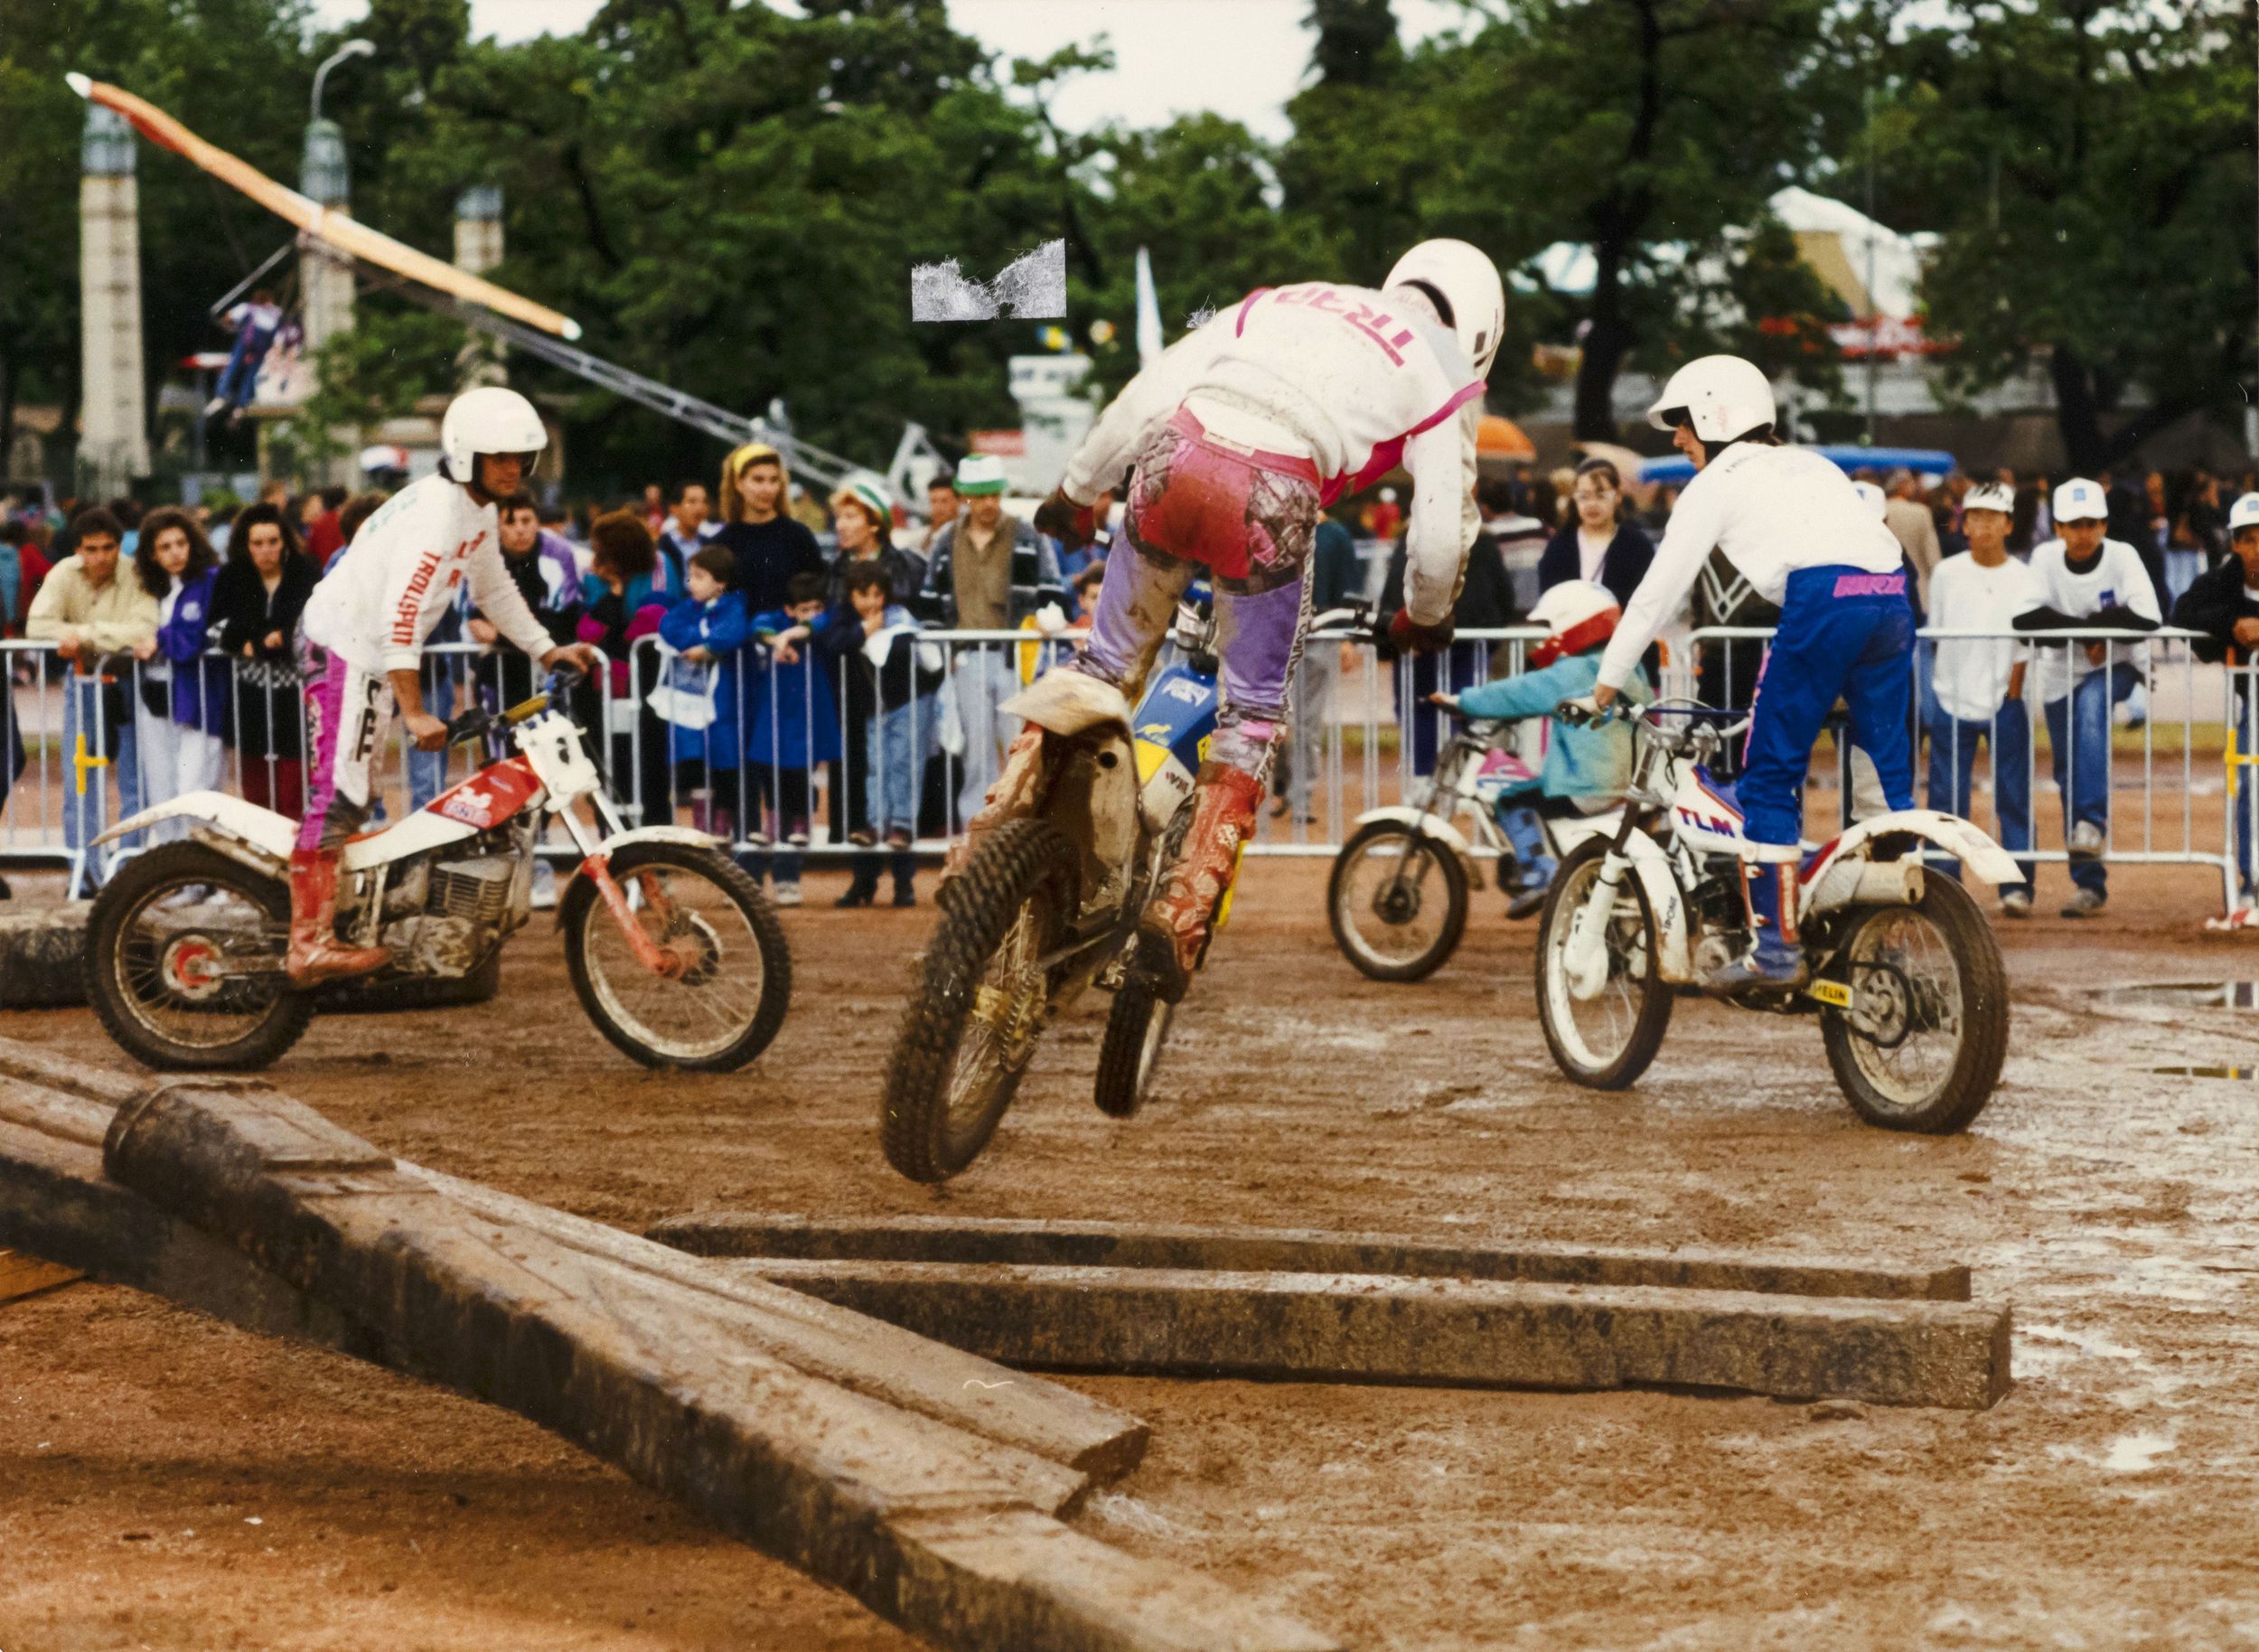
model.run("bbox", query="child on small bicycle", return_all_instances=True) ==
[1431,579,1652,916]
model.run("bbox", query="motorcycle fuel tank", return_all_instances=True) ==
[1131,660,1218,831]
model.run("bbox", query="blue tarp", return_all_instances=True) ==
[1638,445,1957,486]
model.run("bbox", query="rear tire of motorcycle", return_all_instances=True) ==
[1326,820,1468,982]
[562,844,792,1072]
[1822,872,2009,1135]
[83,841,314,1072]
[880,818,1078,1184]
[1093,974,1173,1120]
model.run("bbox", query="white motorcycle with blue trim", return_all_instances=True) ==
[1536,696,2017,1133]
[81,668,790,1073]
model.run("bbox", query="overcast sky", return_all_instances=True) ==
[308,0,1469,142]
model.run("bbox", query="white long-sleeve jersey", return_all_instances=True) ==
[302,474,556,675]
[1597,442,1905,691]
[1059,281,1486,626]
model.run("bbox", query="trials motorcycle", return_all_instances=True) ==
[84,670,791,1073]
[880,596,1367,1183]
[1535,697,2017,1133]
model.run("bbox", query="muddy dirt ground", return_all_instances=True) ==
[3,852,2256,1651]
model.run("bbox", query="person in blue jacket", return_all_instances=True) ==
[658,545,750,843]
[744,569,842,906]
[1434,580,1653,917]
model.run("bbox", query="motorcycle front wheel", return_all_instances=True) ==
[1819,871,2008,1134]
[1093,972,1174,1120]
[84,841,313,1071]
[881,818,1078,1183]
[1327,820,1468,981]
[561,843,791,1071]
[1533,838,1673,1090]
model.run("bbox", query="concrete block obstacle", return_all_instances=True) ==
[0,1038,1336,1652]
[0,902,498,1016]
[651,1214,2011,1413]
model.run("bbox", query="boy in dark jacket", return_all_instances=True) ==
[824,563,944,906]
[745,570,841,906]
[2172,491,2259,926]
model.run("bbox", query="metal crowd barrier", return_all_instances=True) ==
[7,625,2250,911]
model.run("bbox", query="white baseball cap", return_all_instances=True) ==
[1963,482,2014,514]
[2052,477,2108,523]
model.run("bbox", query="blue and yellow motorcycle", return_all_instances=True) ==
[879,588,1365,1182]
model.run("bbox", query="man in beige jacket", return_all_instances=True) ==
[1882,469,1944,606]
[25,507,158,886]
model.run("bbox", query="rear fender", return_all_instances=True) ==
[90,790,294,859]
[1045,727,1141,915]
[1002,671,1133,737]
[1805,809,2023,889]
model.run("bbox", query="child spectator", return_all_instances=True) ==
[2011,477,2161,918]
[2171,491,2259,929]
[657,545,750,842]
[214,502,317,821]
[1924,482,2040,915]
[1069,562,1105,634]
[824,563,944,907]
[578,510,673,827]
[744,569,840,906]
[133,507,230,843]
[1433,580,1652,917]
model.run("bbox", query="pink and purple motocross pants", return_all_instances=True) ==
[295,647,397,853]
[1064,406,1323,778]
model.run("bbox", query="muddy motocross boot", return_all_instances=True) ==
[1706,858,1809,993]
[1135,761,1264,1004]
[286,848,391,988]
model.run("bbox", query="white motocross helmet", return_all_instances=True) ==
[1526,578,1621,667]
[1646,354,1776,444]
[1383,239,1506,378]
[441,386,548,483]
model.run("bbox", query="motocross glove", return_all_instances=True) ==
[1034,487,1100,551]
[1388,610,1457,655]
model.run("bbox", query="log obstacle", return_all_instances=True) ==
[0,1041,1335,1652]
[651,1214,2012,1412]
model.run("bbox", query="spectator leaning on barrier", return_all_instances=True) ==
[915,453,1067,825]
[577,509,674,831]
[716,443,824,615]
[25,506,158,885]
[2170,491,2259,929]
[824,562,945,907]
[1923,482,2040,916]
[2011,476,2161,918]
[744,569,842,907]
[825,474,925,613]
[657,545,750,845]
[214,502,317,821]
[1883,469,1944,609]
[133,507,229,845]
[472,493,585,707]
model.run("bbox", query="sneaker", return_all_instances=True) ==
[530,860,558,911]
[1999,888,2033,919]
[2061,887,2106,919]
[202,395,229,418]
[745,827,773,849]
[772,880,803,907]
[785,827,811,848]
[2067,821,2104,861]
[848,828,876,848]
[885,828,912,850]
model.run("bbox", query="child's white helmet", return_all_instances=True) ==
[1527,579,1621,668]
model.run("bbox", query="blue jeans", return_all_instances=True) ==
[1926,703,2035,896]
[216,324,276,409]
[2040,662,2139,897]
[2232,682,2257,898]
[62,674,141,884]
[404,676,456,811]
[867,702,927,837]
[1739,567,1915,847]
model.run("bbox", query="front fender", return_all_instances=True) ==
[554,826,727,925]
[1807,809,2024,888]
[1617,831,1696,985]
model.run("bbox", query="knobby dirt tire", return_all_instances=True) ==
[83,841,313,1072]
[1821,871,2009,1135]
[1533,837,1674,1091]
[1327,820,1469,982]
[562,844,791,1071]
[881,819,1078,1183]
[1093,974,1174,1120]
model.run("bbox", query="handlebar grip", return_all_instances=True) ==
[444,707,491,746]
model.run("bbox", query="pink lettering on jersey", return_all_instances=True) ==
[1832,572,1907,598]
[391,549,445,645]
[1233,288,1274,336]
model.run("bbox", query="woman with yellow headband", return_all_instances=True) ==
[715,443,825,614]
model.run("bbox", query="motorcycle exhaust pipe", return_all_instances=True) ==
[1809,859,1925,915]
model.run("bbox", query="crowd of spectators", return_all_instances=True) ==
[5,442,2253,925]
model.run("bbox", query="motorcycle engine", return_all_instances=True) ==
[381,854,521,978]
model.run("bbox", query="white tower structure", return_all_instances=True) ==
[298,117,357,361]
[79,104,150,493]
[454,184,507,387]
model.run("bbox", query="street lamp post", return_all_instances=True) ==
[299,39,373,486]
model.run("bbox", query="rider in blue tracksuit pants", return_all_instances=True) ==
[1589,354,1914,990]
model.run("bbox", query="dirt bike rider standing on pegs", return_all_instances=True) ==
[1587,354,1915,993]
[291,387,598,988]
[1014,240,1504,1000]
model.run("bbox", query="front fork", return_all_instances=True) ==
[1562,813,1645,1001]
[557,796,687,980]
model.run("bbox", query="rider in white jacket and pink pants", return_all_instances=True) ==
[291,389,594,987]
[1017,240,1505,998]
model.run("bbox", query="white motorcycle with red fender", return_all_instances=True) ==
[83,671,790,1072]
[1535,697,2017,1133]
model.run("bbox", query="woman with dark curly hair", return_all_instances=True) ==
[214,501,317,817]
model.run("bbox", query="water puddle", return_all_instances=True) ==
[2099,981,2259,1009]
[2148,1065,2259,1081]
[2103,1431,2176,1472]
